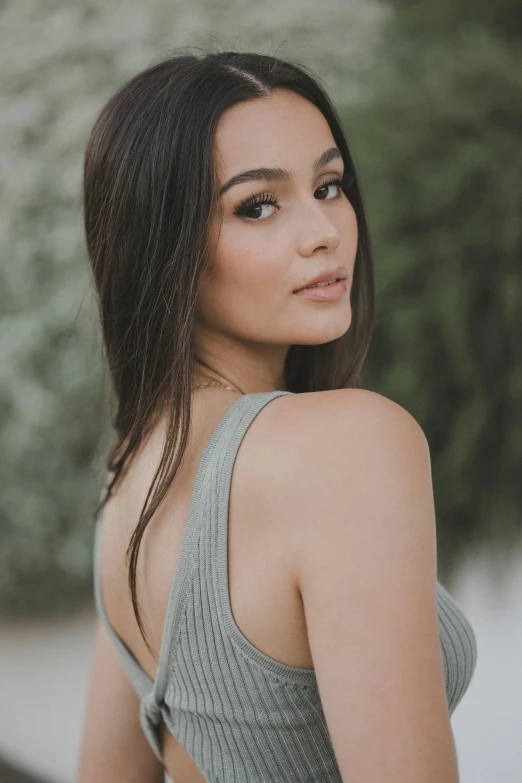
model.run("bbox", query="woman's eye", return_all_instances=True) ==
[315,177,345,200]
[233,175,352,222]
[237,202,278,221]
[233,192,279,221]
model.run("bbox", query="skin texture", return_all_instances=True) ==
[76,618,165,783]
[78,88,358,783]
[194,86,358,391]
[78,88,459,783]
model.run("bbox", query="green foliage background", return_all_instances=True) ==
[0,0,388,616]
[342,8,522,578]
[0,0,519,615]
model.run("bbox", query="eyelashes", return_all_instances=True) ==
[235,190,280,215]
[233,173,355,220]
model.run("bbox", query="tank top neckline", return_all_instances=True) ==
[93,389,297,702]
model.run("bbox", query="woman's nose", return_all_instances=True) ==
[296,198,341,256]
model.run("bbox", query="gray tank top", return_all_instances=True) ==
[93,390,477,781]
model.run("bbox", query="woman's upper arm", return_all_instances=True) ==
[76,617,164,783]
[289,389,459,783]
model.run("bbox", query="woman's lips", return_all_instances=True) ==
[292,279,347,301]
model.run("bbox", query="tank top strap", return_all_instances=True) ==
[151,389,295,705]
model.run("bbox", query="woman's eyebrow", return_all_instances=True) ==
[218,146,343,197]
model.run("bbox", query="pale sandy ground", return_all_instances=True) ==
[0,541,521,783]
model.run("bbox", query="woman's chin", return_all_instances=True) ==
[290,312,352,345]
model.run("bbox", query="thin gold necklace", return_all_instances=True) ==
[192,379,243,393]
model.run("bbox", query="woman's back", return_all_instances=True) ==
[94,387,477,782]
[96,388,317,781]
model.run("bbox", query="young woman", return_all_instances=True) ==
[77,50,477,783]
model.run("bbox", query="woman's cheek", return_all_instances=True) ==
[216,241,283,300]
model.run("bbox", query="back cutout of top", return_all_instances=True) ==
[93,389,478,782]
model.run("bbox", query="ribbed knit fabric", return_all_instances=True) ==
[93,390,477,781]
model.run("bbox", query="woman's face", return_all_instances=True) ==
[196,87,358,377]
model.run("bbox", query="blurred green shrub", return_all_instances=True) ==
[1,0,519,615]
[341,23,522,578]
[386,0,522,42]
[0,0,387,616]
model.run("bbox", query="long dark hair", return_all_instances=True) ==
[83,48,375,658]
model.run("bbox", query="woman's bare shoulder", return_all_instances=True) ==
[254,386,431,555]
[262,387,428,471]
[260,390,454,781]
[270,384,433,529]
